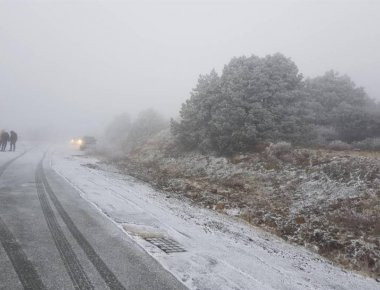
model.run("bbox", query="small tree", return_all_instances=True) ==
[172,54,380,155]
[304,71,379,142]
[171,70,221,152]
[172,53,313,155]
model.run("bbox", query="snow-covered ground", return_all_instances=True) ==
[50,146,379,290]
[0,141,31,164]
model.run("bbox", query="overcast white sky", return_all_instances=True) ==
[1,0,379,139]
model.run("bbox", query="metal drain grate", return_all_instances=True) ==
[144,237,186,253]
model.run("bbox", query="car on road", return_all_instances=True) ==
[70,136,97,150]
[70,137,81,145]
[78,136,97,150]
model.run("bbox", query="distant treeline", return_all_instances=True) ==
[100,109,168,155]
[171,53,380,155]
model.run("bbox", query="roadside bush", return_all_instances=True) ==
[353,138,380,151]
[328,140,352,151]
[313,126,337,146]
[268,142,292,156]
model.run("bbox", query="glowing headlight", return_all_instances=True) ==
[77,139,83,145]
[70,139,75,144]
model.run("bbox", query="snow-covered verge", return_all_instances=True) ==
[50,146,379,290]
[98,131,380,280]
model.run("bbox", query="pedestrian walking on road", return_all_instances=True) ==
[9,131,17,152]
[1,131,9,151]
[0,130,3,150]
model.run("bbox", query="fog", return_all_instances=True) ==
[1,0,379,140]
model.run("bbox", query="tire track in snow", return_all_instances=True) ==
[0,150,27,176]
[40,154,126,290]
[36,161,94,290]
[0,150,47,290]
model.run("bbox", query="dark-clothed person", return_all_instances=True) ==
[1,131,9,151]
[0,130,3,150]
[9,131,17,152]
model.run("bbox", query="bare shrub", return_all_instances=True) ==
[353,138,380,151]
[327,140,352,151]
[268,141,292,156]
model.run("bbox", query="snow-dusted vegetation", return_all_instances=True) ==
[98,53,380,280]
[102,132,380,279]
[172,54,380,155]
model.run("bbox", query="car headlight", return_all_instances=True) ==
[77,139,83,145]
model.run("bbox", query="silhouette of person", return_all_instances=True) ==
[0,130,3,150]
[1,131,9,151]
[9,131,18,152]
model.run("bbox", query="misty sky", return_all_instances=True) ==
[1,0,379,139]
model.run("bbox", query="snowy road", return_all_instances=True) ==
[0,145,186,289]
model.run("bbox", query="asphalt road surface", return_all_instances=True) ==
[0,147,187,290]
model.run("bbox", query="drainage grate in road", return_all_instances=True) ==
[144,237,186,253]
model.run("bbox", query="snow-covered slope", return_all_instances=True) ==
[50,147,379,290]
